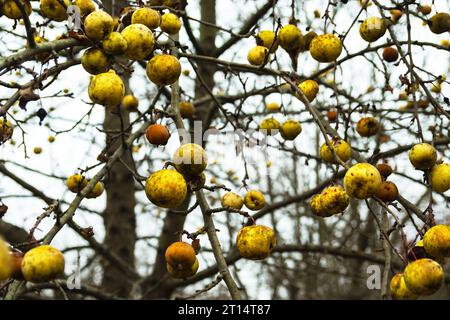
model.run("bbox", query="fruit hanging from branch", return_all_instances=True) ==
[66,174,88,193]
[0,239,12,281]
[165,241,197,271]
[145,169,187,209]
[408,143,437,170]
[131,7,161,30]
[146,124,171,146]
[21,245,65,283]
[430,163,450,192]
[236,225,276,260]
[256,30,279,53]
[423,225,450,259]
[297,79,319,102]
[40,0,70,22]
[88,70,125,107]
[121,24,155,60]
[419,5,432,16]
[0,118,14,143]
[179,101,196,119]
[146,54,182,86]
[320,185,350,215]
[327,109,338,122]
[259,117,280,136]
[81,48,111,75]
[359,17,387,42]
[86,181,104,199]
[376,163,393,180]
[265,102,280,112]
[344,163,382,199]
[320,139,352,164]
[102,32,129,56]
[374,181,399,202]
[390,273,418,300]
[74,0,95,16]
[382,47,399,63]
[2,0,32,20]
[279,24,304,52]
[84,11,114,41]
[160,12,182,34]
[279,120,302,141]
[428,13,450,34]
[403,258,443,296]
[173,143,208,177]
[390,9,403,24]
[301,31,318,51]
[121,94,139,112]
[244,190,265,211]
[309,34,342,62]
[356,117,380,137]
[247,46,269,66]
[221,192,244,210]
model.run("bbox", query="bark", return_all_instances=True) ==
[347,202,376,299]
[101,106,137,298]
[194,0,218,132]
[100,0,137,298]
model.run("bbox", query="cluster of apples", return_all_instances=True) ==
[310,114,449,214]
[246,23,342,66]
[390,225,450,300]
[220,191,277,260]
[144,143,202,280]
[79,6,183,109]
[149,143,276,279]
[360,9,450,40]
[1,2,187,154]
[144,143,276,278]
[0,239,65,284]
[259,117,302,141]
[246,22,340,118]
[308,139,450,300]
[0,1,184,111]
[306,131,449,300]
[311,140,450,217]
[65,173,104,198]
[245,7,449,128]
[409,143,450,193]
[360,9,449,62]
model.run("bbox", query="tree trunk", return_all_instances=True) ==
[100,0,137,298]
